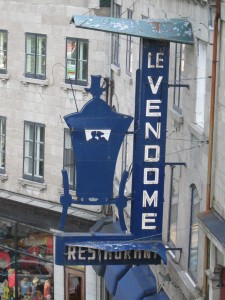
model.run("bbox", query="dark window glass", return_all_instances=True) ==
[25,33,46,79]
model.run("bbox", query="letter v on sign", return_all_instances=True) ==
[147,76,163,94]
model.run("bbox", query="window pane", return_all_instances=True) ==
[78,41,87,80]
[77,60,87,81]
[25,34,46,78]
[15,254,53,300]
[24,157,33,175]
[66,60,76,80]
[188,186,200,280]
[35,125,44,143]
[168,166,179,245]
[34,125,44,178]
[37,36,46,55]
[34,159,43,177]
[67,40,77,59]
[0,219,15,248]
[17,224,53,261]
[25,141,33,157]
[64,130,75,188]
[79,41,88,60]
[34,142,43,160]
[66,38,88,84]
[0,117,6,169]
[68,274,81,299]
[196,41,207,128]
[36,36,46,75]
[36,55,46,75]
[24,122,44,181]
[26,54,35,74]
[0,31,7,70]
[26,35,35,54]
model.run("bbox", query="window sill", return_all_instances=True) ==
[0,173,8,182]
[167,257,201,299]
[60,83,87,93]
[125,72,133,85]
[170,107,183,124]
[189,122,206,141]
[0,73,10,82]
[18,178,47,191]
[111,63,121,75]
[20,76,49,87]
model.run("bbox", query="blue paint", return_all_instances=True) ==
[71,16,194,45]
[55,40,170,265]
[131,39,170,238]
[64,75,133,200]
[58,75,132,231]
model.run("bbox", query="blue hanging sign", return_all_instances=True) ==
[55,39,170,266]
[131,39,169,239]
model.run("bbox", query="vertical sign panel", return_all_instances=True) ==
[131,39,170,239]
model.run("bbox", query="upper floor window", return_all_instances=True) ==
[0,30,7,74]
[63,129,76,190]
[112,2,121,66]
[196,40,207,128]
[23,122,45,182]
[168,166,179,246]
[65,38,88,86]
[126,10,133,75]
[0,116,6,173]
[25,33,47,79]
[188,185,200,281]
[170,43,185,113]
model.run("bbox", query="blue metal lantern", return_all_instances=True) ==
[59,75,133,231]
[64,75,133,200]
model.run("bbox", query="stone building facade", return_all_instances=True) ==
[1,0,225,299]
[0,1,110,299]
[109,0,225,299]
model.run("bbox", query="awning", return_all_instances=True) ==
[71,16,194,45]
[91,217,123,276]
[114,265,157,300]
[198,209,225,254]
[143,291,170,299]
[104,264,131,295]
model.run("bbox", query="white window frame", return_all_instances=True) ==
[63,129,76,190]
[0,30,7,74]
[112,2,121,66]
[0,116,6,173]
[188,185,200,281]
[23,121,45,182]
[126,9,133,75]
[195,40,207,128]
[168,166,179,246]
[65,37,88,86]
[25,33,47,80]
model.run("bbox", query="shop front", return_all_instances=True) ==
[0,217,54,300]
[0,194,96,300]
